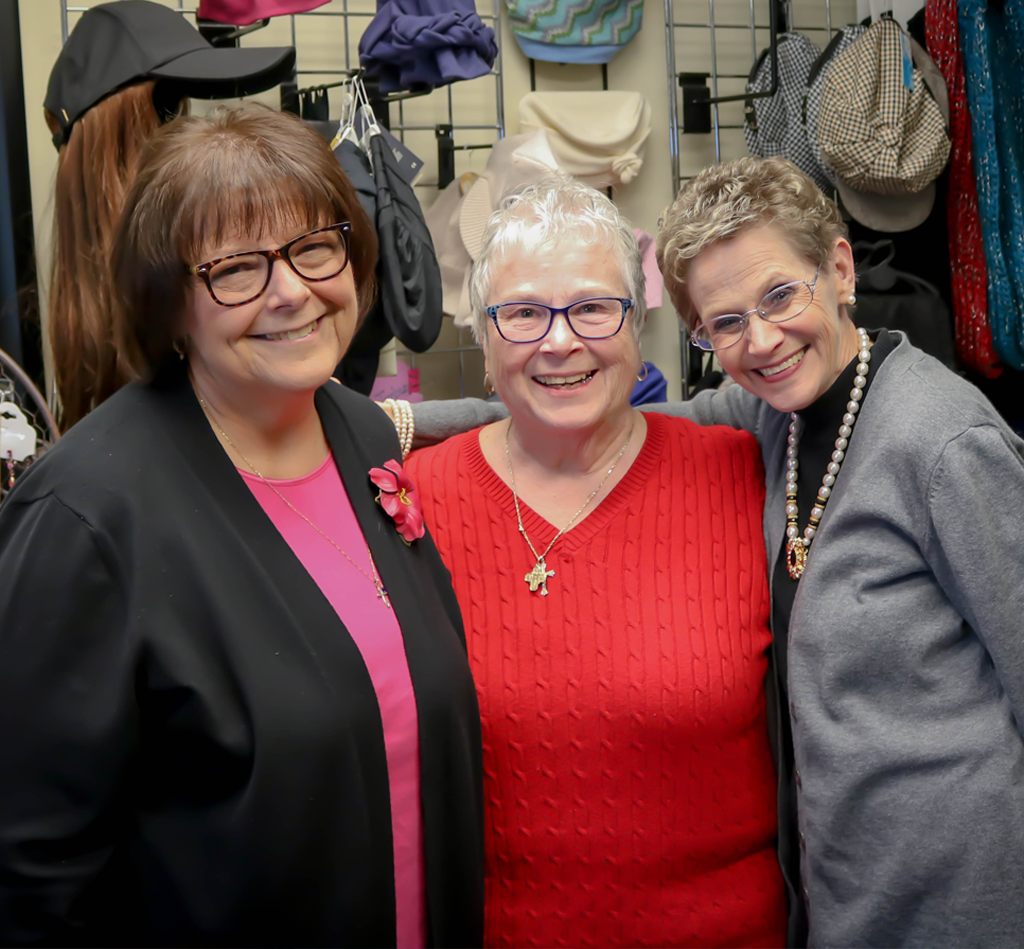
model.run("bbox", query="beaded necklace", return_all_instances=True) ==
[785,326,872,580]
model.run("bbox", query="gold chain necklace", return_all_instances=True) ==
[505,418,634,596]
[198,396,391,609]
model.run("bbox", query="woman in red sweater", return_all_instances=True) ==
[405,177,785,948]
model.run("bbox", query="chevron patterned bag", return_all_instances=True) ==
[505,0,643,64]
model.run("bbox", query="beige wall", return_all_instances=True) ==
[19,0,856,403]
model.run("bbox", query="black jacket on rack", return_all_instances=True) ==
[0,370,484,947]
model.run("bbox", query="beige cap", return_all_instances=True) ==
[458,129,562,261]
[424,130,561,327]
[423,175,472,319]
[518,91,651,189]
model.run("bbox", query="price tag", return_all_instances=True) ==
[901,31,914,90]
[355,113,424,186]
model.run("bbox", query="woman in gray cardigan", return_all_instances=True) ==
[407,156,1024,948]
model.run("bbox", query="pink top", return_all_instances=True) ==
[241,455,427,949]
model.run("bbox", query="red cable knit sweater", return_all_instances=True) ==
[406,413,785,948]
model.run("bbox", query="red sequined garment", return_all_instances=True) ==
[926,0,1002,377]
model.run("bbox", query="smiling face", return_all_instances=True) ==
[484,239,640,436]
[184,219,358,406]
[686,224,859,413]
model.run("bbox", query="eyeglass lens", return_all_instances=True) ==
[207,228,349,305]
[495,298,625,342]
[693,280,814,351]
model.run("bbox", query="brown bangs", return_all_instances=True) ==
[112,104,378,373]
[179,143,342,265]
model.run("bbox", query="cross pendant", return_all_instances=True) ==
[375,581,392,609]
[524,558,555,596]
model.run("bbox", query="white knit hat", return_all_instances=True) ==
[518,91,651,188]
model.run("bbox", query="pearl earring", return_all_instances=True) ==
[848,293,857,305]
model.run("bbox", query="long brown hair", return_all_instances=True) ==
[46,81,165,428]
[112,104,377,374]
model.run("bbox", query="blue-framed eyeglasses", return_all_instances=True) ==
[690,265,822,352]
[486,297,633,343]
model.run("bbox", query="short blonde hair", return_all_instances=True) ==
[468,175,646,345]
[656,156,846,328]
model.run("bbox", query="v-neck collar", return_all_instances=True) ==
[151,371,419,646]
[462,412,666,554]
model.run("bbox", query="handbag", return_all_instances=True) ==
[852,240,956,369]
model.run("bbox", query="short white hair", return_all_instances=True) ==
[467,175,647,345]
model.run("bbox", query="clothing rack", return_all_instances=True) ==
[60,0,505,400]
[664,0,853,195]
[60,1,506,193]
[663,0,855,397]
[529,59,609,91]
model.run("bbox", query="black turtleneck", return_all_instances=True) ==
[771,328,896,687]
[766,329,895,924]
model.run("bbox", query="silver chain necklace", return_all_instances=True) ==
[505,418,634,596]
[785,326,872,580]
[198,396,391,609]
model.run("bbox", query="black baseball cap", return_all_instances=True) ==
[45,0,296,150]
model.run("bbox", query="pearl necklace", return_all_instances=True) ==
[383,398,414,460]
[785,326,872,581]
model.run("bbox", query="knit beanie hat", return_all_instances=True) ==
[518,91,651,188]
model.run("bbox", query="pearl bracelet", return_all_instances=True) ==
[384,398,415,460]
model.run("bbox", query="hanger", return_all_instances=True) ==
[331,83,362,150]
[197,17,270,48]
[301,86,330,122]
[868,0,896,23]
[351,77,382,153]
[327,75,382,153]
[772,0,792,33]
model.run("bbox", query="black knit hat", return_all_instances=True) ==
[45,0,296,150]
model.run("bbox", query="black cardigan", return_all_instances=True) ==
[0,371,484,947]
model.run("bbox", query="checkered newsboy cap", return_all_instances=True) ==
[817,17,949,229]
[744,32,826,191]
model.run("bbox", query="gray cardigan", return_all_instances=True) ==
[414,334,1024,947]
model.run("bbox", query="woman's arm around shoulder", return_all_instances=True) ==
[648,381,765,432]
[0,494,135,945]
[409,382,766,448]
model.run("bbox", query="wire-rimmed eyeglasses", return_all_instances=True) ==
[690,265,822,352]
[190,223,352,307]
[486,297,633,343]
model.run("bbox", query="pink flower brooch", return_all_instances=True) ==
[369,460,425,544]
